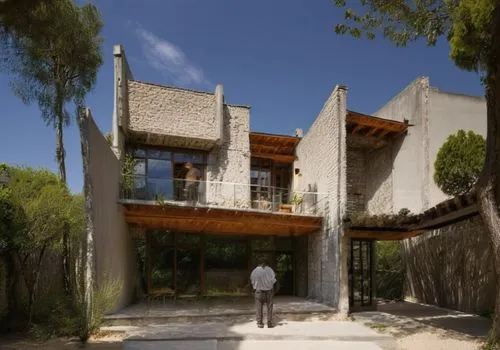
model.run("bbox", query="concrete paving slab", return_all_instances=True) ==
[218,340,383,350]
[124,340,217,350]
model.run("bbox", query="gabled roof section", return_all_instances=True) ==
[249,132,300,163]
[346,110,409,149]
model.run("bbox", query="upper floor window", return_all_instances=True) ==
[128,145,206,201]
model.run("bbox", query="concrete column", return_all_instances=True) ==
[215,84,224,146]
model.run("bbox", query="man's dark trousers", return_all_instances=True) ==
[255,289,274,327]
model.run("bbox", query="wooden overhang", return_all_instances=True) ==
[344,193,479,241]
[346,110,409,149]
[122,202,323,236]
[249,132,300,163]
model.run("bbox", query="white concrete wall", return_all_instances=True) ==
[374,77,429,214]
[128,81,218,145]
[295,86,347,306]
[427,89,486,206]
[85,114,136,312]
[375,77,487,214]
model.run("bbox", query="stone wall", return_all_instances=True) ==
[366,145,394,215]
[403,216,495,314]
[295,86,347,306]
[346,146,366,215]
[84,111,137,312]
[205,105,251,208]
[128,80,218,145]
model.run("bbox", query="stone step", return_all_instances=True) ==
[124,339,385,350]
[102,309,337,327]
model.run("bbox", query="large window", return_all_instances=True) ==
[129,146,206,201]
[250,158,292,208]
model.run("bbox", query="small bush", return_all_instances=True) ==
[376,241,404,301]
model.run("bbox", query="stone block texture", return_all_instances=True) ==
[365,145,394,215]
[403,216,494,314]
[85,114,137,312]
[205,105,251,208]
[295,86,347,306]
[127,81,218,148]
[346,146,366,215]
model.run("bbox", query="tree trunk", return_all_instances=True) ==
[477,63,500,342]
[54,93,71,295]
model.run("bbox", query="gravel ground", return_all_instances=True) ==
[395,328,482,350]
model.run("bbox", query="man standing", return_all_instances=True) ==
[184,163,201,203]
[250,257,277,328]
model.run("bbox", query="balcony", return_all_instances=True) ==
[120,177,328,217]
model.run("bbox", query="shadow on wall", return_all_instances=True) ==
[402,216,495,315]
[364,135,405,214]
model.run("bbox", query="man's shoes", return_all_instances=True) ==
[257,324,264,328]
[267,323,274,328]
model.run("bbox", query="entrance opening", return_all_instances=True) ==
[348,239,374,308]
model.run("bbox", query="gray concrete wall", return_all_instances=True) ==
[375,77,429,214]
[128,80,218,146]
[427,89,486,206]
[403,216,494,315]
[205,105,251,208]
[295,86,347,306]
[86,113,136,312]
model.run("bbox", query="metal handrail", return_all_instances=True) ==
[120,176,329,216]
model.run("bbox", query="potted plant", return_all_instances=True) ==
[290,193,304,213]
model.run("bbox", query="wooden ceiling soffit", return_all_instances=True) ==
[123,203,322,236]
[249,132,300,163]
[346,110,409,144]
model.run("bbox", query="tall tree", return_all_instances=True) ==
[334,0,500,342]
[2,0,103,294]
[4,0,103,183]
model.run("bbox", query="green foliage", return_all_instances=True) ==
[290,193,304,205]
[3,0,103,181]
[74,275,123,342]
[333,1,500,75]
[104,132,113,146]
[347,208,423,227]
[122,153,138,192]
[376,241,404,301]
[434,130,486,196]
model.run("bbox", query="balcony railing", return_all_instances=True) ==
[120,177,328,216]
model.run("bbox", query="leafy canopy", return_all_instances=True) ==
[5,0,103,129]
[434,130,486,196]
[334,0,500,74]
[0,165,84,255]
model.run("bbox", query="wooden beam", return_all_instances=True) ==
[345,228,424,240]
[352,125,364,134]
[377,130,390,139]
[366,128,379,137]
[250,152,297,163]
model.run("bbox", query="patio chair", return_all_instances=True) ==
[147,287,176,307]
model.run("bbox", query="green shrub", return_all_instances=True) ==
[434,130,485,196]
[376,241,404,301]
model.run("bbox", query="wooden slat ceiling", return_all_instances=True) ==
[123,203,322,236]
[249,132,300,163]
[346,110,409,149]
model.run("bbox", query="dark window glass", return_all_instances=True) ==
[148,149,171,160]
[147,159,172,179]
[133,148,146,158]
[174,153,204,164]
[134,159,146,175]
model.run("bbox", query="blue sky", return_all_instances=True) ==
[0,0,484,193]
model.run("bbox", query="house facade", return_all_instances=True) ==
[83,45,487,314]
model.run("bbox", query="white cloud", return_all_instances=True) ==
[135,25,210,86]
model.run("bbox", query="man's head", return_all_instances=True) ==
[258,256,269,267]
[185,162,193,170]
